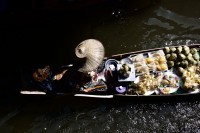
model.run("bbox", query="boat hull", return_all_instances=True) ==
[20,44,200,103]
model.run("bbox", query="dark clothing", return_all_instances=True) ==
[22,65,58,94]
[34,65,90,94]
[57,68,91,92]
[35,71,55,94]
[23,62,90,94]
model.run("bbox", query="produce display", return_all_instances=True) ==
[150,50,168,71]
[130,50,168,75]
[131,54,149,74]
[115,45,200,95]
[118,63,131,78]
[164,45,200,68]
[179,65,200,91]
[131,72,163,95]
[159,71,180,94]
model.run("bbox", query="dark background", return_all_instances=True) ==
[0,0,115,94]
[0,0,155,94]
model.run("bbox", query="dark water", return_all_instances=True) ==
[1,0,200,132]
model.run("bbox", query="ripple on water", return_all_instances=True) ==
[31,102,195,133]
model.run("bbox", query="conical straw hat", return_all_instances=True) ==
[75,39,105,73]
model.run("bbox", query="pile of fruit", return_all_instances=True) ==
[118,63,131,78]
[163,45,200,69]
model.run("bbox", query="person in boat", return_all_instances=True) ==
[30,53,92,94]
[31,39,106,94]
[32,65,67,94]
[56,67,91,93]
[30,58,114,94]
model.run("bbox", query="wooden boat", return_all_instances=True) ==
[20,44,200,102]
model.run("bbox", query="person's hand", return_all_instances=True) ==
[54,70,67,80]
[83,88,94,92]
[54,74,63,80]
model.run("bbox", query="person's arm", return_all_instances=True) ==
[82,85,107,92]
[53,70,67,80]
